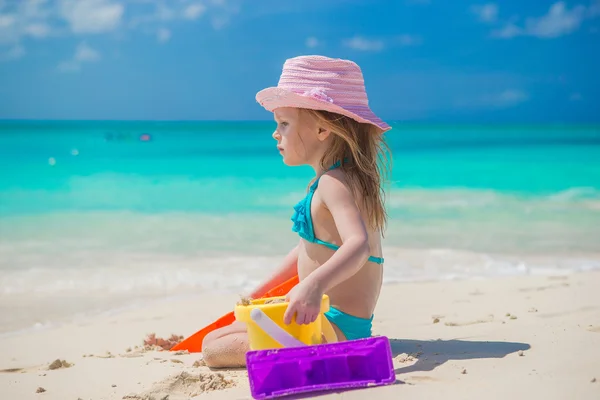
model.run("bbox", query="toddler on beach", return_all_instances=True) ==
[202,55,392,368]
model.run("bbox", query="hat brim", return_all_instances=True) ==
[256,87,391,133]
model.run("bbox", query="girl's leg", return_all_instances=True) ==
[321,314,344,343]
[201,321,249,368]
[201,318,345,368]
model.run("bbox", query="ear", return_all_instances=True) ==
[317,126,332,142]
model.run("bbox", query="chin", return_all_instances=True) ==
[282,157,303,167]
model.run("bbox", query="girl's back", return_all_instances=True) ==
[298,165,384,316]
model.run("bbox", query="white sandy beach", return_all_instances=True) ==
[1,271,599,400]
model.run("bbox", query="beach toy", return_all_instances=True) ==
[234,295,334,350]
[249,308,305,348]
[246,336,396,399]
[170,275,299,353]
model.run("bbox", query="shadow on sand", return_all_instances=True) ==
[390,338,531,374]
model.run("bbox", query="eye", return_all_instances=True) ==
[280,122,289,127]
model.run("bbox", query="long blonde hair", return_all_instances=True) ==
[302,109,392,234]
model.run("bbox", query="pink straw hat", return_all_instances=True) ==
[256,55,391,133]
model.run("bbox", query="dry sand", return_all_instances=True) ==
[1,271,599,399]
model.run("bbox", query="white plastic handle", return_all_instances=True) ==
[250,308,305,348]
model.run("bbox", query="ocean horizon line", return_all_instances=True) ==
[1,119,599,129]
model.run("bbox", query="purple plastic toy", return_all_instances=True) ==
[245,336,395,399]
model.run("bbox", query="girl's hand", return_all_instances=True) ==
[283,279,323,325]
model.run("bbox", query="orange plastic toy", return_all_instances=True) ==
[170,275,299,353]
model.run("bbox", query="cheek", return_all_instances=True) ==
[279,135,305,165]
[297,130,320,155]
[283,131,304,155]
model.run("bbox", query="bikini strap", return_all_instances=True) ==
[310,158,347,191]
[328,159,342,170]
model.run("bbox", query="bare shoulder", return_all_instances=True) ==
[317,169,356,205]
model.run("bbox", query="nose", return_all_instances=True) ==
[272,129,280,141]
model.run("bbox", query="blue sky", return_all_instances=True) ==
[0,0,599,123]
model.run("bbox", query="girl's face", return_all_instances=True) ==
[272,107,327,167]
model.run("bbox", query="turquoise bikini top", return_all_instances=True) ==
[291,161,384,265]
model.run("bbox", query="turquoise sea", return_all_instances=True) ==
[1,121,600,334]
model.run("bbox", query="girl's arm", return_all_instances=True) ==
[248,243,299,299]
[282,173,371,325]
[302,173,371,293]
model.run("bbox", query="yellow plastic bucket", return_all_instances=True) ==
[234,295,331,350]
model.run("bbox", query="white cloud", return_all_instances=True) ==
[0,13,18,43]
[211,16,229,30]
[0,1,54,44]
[157,27,171,43]
[207,0,242,29]
[590,0,600,16]
[129,4,173,27]
[396,34,423,46]
[156,3,176,21]
[1,0,239,52]
[492,22,522,38]
[343,36,385,52]
[483,89,529,108]
[0,13,13,28]
[183,3,206,20]
[57,60,79,72]
[305,36,319,48]
[569,92,583,101]
[471,3,498,23]
[492,2,595,39]
[0,44,25,62]
[129,2,204,26]
[22,0,50,18]
[25,22,51,38]
[498,89,528,103]
[130,1,232,32]
[526,2,586,38]
[58,42,100,72]
[59,0,124,34]
[343,34,421,51]
[75,42,100,61]
[0,14,14,28]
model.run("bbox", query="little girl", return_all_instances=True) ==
[202,55,392,368]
